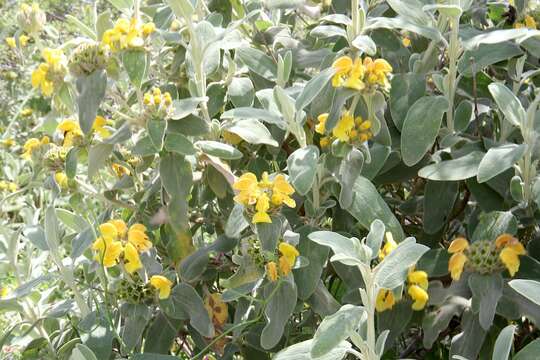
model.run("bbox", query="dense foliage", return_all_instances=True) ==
[2,0,540,359]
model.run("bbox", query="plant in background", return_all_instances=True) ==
[2,0,540,359]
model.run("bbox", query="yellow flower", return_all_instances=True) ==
[31,48,66,96]
[112,163,130,177]
[332,112,355,142]
[21,108,33,117]
[279,256,292,276]
[92,236,123,267]
[22,136,48,160]
[343,58,365,91]
[109,219,128,237]
[55,172,68,188]
[267,261,278,282]
[402,36,411,47]
[448,252,467,281]
[448,237,469,253]
[332,56,353,88]
[253,192,272,223]
[128,223,152,252]
[205,293,228,326]
[375,289,395,312]
[408,284,429,310]
[495,234,526,276]
[6,37,16,49]
[407,269,429,310]
[102,17,155,52]
[379,232,397,260]
[150,275,173,299]
[363,57,392,88]
[0,287,10,298]
[279,242,299,269]
[19,35,29,47]
[123,242,142,273]
[57,119,83,147]
[320,136,331,148]
[447,236,470,281]
[315,113,328,135]
[142,22,156,37]
[271,174,296,208]
[233,173,260,205]
[1,138,15,148]
[93,116,111,138]
[525,15,537,29]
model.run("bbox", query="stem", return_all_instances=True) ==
[446,15,460,132]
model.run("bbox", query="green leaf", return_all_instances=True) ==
[161,283,214,337]
[287,146,319,196]
[374,237,429,289]
[225,204,249,238]
[143,314,181,355]
[228,77,255,107]
[418,151,484,181]
[294,226,330,300]
[261,278,297,349]
[196,140,243,160]
[147,120,167,151]
[310,304,364,358]
[274,339,350,360]
[236,47,277,81]
[256,215,283,253]
[221,107,285,128]
[345,176,405,241]
[45,206,59,252]
[508,279,540,305]
[365,17,442,42]
[76,70,107,134]
[492,325,515,360]
[223,119,278,147]
[164,133,196,155]
[165,0,194,18]
[88,143,114,178]
[462,28,529,50]
[469,273,503,330]
[422,296,467,348]
[401,96,449,166]
[458,43,523,76]
[423,181,459,234]
[295,67,335,111]
[454,100,473,132]
[159,153,192,198]
[417,249,450,277]
[167,114,209,136]
[351,35,376,55]
[123,50,147,88]
[107,0,133,11]
[514,339,540,360]
[120,304,150,353]
[170,97,207,120]
[366,219,385,260]
[308,231,363,266]
[477,144,527,183]
[488,82,526,127]
[56,209,89,232]
[310,25,347,39]
[131,354,179,360]
[69,344,98,360]
[338,148,364,208]
[471,211,517,243]
[389,73,425,130]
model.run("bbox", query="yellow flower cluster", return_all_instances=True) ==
[448,234,526,281]
[102,18,156,52]
[149,275,173,299]
[143,87,173,109]
[112,163,131,178]
[205,293,228,327]
[55,116,111,148]
[0,181,17,192]
[515,15,537,29]
[233,172,296,224]
[91,219,152,274]
[22,136,49,160]
[5,35,29,49]
[332,55,392,91]
[376,233,429,312]
[266,242,300,282]
[316,111,372,147]
[31,48,67,97]
[0,138,15,148]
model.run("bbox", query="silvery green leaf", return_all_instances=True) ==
[488,83,526,127]
[196,140,242,160]
[274,339,350,360]
[310,304,364,358]
[374,237,429,289]
[365,17,443,42]
[462,28,530,50]
[228,77,254,107]
[308,231,363,266]
[171,97,208,120]
[418,152,485,181]
[287,146,319,195]
[477,144,527,183]
[468,273,503,330]
[223,119,278,147]
[509,279,540,305]
[165,0,194,19]
[221,107,285,128]
[295,67,335,111]
[366,219,385,259]
[69,344,98,360]
[236,47,277,81]
[351,35,376,55]
[76,70,107,134]
[492,325,515,360]
[261,278,297,349]
[310,25,347,39]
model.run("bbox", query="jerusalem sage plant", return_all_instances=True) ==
[1,0,540,359]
